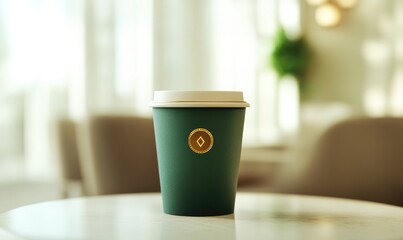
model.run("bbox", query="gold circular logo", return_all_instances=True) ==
[188,128,214,154]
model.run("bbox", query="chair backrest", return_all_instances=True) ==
[81,115,160,195]
[272,117,403,207]
[55,118,84,197]
[56,119,82,181]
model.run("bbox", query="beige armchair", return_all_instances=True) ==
[78,115,160,195]
[272,117,403,207]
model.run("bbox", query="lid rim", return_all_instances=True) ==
[150,90,249,108]
[149,102,250,108]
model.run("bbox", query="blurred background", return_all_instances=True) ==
[1,0,403,211]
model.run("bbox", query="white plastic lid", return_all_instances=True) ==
[150,91,250,108]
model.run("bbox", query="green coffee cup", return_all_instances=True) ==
[150,91,249,216]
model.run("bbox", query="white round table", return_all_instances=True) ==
[1,193,403,240]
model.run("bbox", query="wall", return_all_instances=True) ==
[302,0,403,115]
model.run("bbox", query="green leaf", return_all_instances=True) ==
[270,28,310,79]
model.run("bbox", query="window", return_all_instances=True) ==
[0,0,292,179]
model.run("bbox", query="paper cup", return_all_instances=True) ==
[150,91,249,216]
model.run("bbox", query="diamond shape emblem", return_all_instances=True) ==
[188,128,214,154]
[197,136,205,147]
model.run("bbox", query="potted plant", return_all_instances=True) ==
[270,28,311,99]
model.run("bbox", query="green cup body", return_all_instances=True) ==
[152,107,246,216]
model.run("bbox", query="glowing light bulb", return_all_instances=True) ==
[315,3,342,27]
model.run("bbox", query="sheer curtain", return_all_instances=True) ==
[0,0,84,179]
[0,0,283,180]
